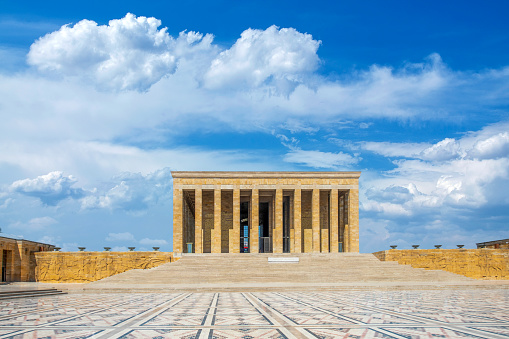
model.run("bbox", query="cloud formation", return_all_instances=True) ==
[204,25,320,94]
[28,13,214,92]
[362,122,509,221]
[81,168,172,212]
[10,171,85,205]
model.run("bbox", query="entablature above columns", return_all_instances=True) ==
[175,184,358,190]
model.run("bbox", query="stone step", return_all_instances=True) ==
[88,253,473,290]
[0,288,67,300]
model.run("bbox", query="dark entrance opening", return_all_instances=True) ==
[2,250,8,282]
[240,201,249,252]
[283,196,290,253]
[259,202,270,253]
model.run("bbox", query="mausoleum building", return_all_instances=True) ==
[172,171,360,254]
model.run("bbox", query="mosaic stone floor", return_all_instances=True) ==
[0,289,508,338]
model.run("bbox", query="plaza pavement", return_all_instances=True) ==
[1,288,509,338]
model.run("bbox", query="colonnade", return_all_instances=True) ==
[173,186,359,254]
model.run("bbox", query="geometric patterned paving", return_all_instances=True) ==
[0,289,508,338]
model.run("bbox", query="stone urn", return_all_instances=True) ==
[412,245,420,249]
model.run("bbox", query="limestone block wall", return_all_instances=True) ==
[34,251,177,283]
[221,190,233,253]
[203,190,214,253]
[373,249,509,280]
[1,237,54,282]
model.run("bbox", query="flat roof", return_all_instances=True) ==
[477,239,509,246]
[0,235,55,247]
[171,171,361,179]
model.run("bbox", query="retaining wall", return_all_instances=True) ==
[373,249,509,280]
[34,251,177,283]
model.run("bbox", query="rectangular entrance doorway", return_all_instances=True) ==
[283,196,290,253]
[259,202,271,253]
[240,201,249,252]
[2,250,9,282]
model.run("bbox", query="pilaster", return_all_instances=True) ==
[274,188,283,253]
[330,189,339,253]
[212,189,222,253]
[349,188,360,252]
[293,189,302,253]
[194,189,202,253]
[231,188,240,253]
[172,188,183,253]
[250,189,259,253]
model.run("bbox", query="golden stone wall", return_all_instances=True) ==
[1,237,54,282]
[34,251,177,283]
[374,249,509,280]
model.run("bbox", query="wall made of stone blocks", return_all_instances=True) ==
[1,237,54,282]
[373,249,509,280]
[202,190,214,253]
[176,177,359,187]
[221,190,233,253]
[301,191,312,251]
[34,252,177,283]
[320,190,329,253]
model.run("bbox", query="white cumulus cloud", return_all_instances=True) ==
[362,122,509,221]
[81,168,172,212]
[204,25,320,94]
[10,171,85,205]
[419,138,461,161]
[27,13,214,92]
[467,132,509,160]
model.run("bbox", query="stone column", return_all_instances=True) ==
[231,188,240,253]
[344,223,350,252]
[339,193,344,252]
[194,188,202,254]
[312,189,320,253]
[293,189,302,253]
[330,189,339,253]
[349,189,360,252]
[274,188,283,253]
[212,188,222,253]
[172,188,183,253]
[250,189,259,253]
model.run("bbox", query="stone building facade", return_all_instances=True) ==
[477,239,509,249]
[0,236,54,282]
[172,171,360,254]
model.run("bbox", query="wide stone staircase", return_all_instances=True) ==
[83,253,477,292]
[0,288,67,300]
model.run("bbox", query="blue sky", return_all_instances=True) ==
[0,1,508,252]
